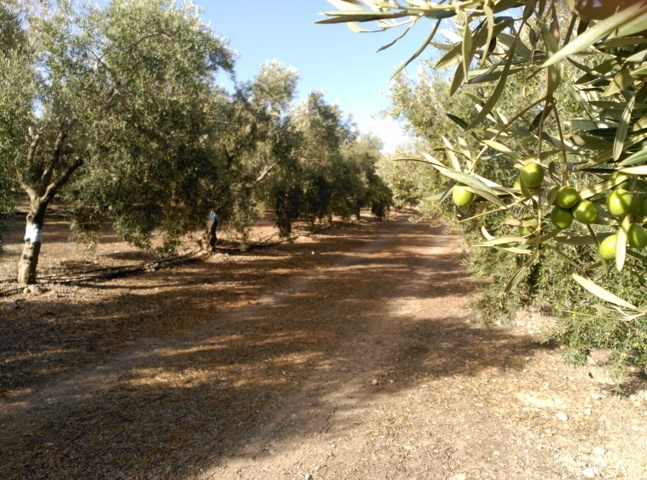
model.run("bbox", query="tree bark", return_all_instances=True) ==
[17,199,48,285]
[16,157,83,284]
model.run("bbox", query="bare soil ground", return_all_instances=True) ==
[0,211,646,480]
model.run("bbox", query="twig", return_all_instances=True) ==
[549,96,570,184]
[469,95,548,174]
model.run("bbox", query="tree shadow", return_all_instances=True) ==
[0,216,557,479]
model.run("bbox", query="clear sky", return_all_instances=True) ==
[200,1,436,151]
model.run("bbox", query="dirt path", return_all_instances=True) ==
[1,214,646,479]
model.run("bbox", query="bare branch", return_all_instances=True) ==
[19,177,38,203]
[26,128,40,165]
[249,163,278,190]
[89,48,112,75]
[41,157,84,203]
[17,128,42,202]
[39,128,68,192]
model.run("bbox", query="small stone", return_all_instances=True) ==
[584,409,592,415]
[592,393,601,400]
[556,412,568,422]
[454,475,467,480]
[23,284,47,295]
[592,447,605,456]
[629,394,637,402]
[582,467,596,478]
[371,379,378,385]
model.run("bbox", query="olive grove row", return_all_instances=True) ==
[0,0,392,284]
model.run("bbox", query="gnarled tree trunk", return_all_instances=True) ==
[16,134,83,284]
[18,199,48,285]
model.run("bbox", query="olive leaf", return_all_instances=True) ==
[446,113,469,129]
[554,234,599,246]
[377,17,419,52]
[543,2,647,68]
[392,20,442,79]
[572,274,637,310]
[504,261,531,293]
[605,67,634,97]
[442,136,462,171]
[613,93,637,161]
[620,148,647,166]
[579,175,629,199]
[478,234,531,246]
[540,23,562,97]
[316,11,410,25]
[461,20,473,82]
[482,139,520,159]
[620,165,647,175]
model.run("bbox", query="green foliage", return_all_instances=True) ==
[0,0,236,264]
[71,0,234,251]
[343,134,393,219]
[321,0,647,373]
[0,0,393,279]
[267,91,393,233]
[557,262,647,373]
[0,2,35,251]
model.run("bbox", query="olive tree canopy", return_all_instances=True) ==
[0,0,233,283]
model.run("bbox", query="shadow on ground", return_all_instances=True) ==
[0,216,556,479]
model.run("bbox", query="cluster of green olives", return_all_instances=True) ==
[515,162,600,228]
[451,161,647,261]
[598,185,647,260]
[514,162,647,260]
[548,185,596,228]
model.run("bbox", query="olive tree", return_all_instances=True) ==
[291,91,361,221]
[1,0,233,283]
[203,60,301,247]
[341,134,393,219]
[319,0,647,371]
[253,89,393,234]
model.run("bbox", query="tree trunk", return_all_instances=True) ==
[17,200,48,285]
[16,129,82,284]
[204,212,218,252]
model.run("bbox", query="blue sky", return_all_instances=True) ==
[200,1,436,151]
